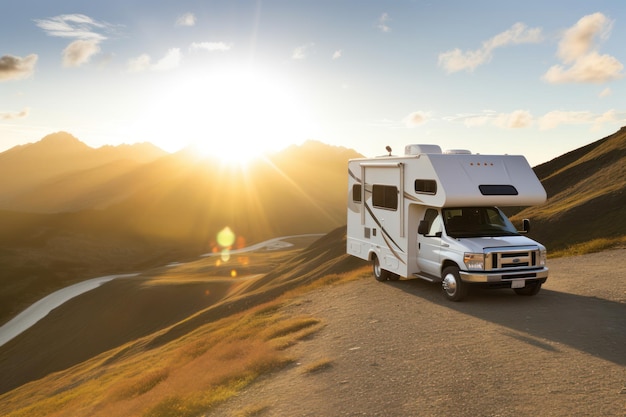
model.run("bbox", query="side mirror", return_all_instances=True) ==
[418,220,430,235]
[520,218,531,234]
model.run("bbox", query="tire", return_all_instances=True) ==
[441,266,468,301]
[372,255,388,282]
[514,281,542,296]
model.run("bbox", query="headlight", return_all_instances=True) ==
[464,253,485,270]
[539,249,547,266]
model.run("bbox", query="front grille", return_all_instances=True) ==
[486,247,541,271]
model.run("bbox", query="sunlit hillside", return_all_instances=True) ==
[0,127,625,415]
[0,136,362,325]
[1,127,624,329]
[512,126,626,250]
[0,229,367,411]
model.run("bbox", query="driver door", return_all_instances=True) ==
[417,208,443,277]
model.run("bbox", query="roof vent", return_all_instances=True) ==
[405,144,442,155]
[443,149,472,155]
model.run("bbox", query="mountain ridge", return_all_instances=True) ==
[0,128,624,327]
[513,127,626,249]
[0,132,167,206]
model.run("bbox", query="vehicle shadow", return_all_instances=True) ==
[384,279,626,366]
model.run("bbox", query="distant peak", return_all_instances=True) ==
[38,132,90,150]
[40,131,79,142]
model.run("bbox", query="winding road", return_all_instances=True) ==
[0,234,323,348]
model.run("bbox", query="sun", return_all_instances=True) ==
[131,66,314,166]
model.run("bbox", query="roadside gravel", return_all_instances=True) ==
[209,249,626,417]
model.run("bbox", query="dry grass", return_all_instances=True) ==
[301,358,334,374]
[0,266,367,417]
[548,235,626,258]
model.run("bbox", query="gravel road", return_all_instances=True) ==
[210,249,626,417]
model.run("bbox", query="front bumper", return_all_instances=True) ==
[459,267,549,283]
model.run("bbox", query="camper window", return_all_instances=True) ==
[479,185,518,196]
[352,184,362,202]
[372,184,398,210]
[415,179,437,195]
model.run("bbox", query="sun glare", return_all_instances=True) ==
[131,66,314,166]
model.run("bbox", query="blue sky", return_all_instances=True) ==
[1,0,625,165]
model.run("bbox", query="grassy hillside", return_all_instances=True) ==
[0,139,361,325]
[1,127,625,415]
[512,127,626,250]
[0,229,368,417]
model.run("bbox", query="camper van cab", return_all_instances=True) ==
[346,144,548,301]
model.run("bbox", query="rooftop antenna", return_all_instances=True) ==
[385,145,392,156]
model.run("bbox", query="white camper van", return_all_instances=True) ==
[346,144,548,301]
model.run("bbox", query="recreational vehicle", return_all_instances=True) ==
[346,144,548,301]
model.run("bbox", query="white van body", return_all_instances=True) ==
[346,144,548,301]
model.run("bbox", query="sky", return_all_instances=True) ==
[1,0,625,166]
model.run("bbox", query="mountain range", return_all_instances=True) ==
[0,128,624,326]
[0,133,360,324]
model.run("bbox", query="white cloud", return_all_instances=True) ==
[543,13,623,84]
[152,48,182,71]
[531,109,626,130]
[493,110,533,128]
[62,39,101,67]
[593,109,619,126]
[0,107,29,120]
[127,54,151,73]
[439,22,543,73]
[557,12,612,63]
[377,13,391,33]
[453,108,624,131]
[34,14,111,41]
[292,43,314,60]
[332,50,342,60]
[538,110,597,129]
[404,111,429,127]
[599,87,611,97]
[543,51,623,83]
[127,49,182,72]
[189,42,232,52]
[461,110,532,128]
[176,13,196,27]
[0,54,38,81]
[34,14,118,67]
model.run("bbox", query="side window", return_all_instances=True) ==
[415,179,437,194]
[372,184,398,210]
[423,209,442,236]
[352,184,362,203]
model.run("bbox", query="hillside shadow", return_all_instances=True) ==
[384,280,626,366]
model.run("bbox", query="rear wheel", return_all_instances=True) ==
[372,255,388,282]
[441,266,468,301]
[514,281,542,296]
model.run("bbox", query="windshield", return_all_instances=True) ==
[443,207,519,238]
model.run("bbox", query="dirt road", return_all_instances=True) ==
[210,249,626,417]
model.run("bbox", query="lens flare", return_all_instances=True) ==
[215,227,237,263]
[217,227,236,248]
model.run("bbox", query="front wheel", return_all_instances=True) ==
[441,266,468,301]
[372,255,389,282]
[514,282,542,296]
